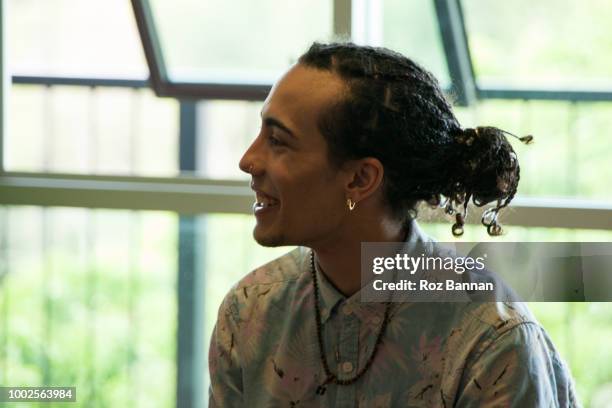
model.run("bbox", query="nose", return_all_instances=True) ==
[238,136,265,176]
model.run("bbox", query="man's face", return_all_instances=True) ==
[239,64,350,247]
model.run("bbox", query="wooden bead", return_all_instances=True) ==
[310,251,390,391]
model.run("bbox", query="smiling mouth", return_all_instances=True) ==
[254,192,280,211]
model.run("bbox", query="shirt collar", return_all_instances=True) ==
[309,219,433,324]
[311,257,344,323]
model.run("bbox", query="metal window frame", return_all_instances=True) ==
[334,0,352,39]
[130,0,612,104]
[176,99,204,408]
[128,0,351,101]
[0,172,253,214]
[433,0,477,106]
[11,75,148,88]
[0,0,6,173]
[130,0,270,101]
[3,2,612,406]
[1,171,612,230]
[453,0,612,104]
[477,87,612,102]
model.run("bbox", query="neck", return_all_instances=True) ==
[311,218,408,297]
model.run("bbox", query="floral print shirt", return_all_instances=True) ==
[209,221,580,407]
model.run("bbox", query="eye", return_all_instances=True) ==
[267,134,285,147]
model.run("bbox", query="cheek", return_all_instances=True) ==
[273,158,345,217]
[286,177,345,217]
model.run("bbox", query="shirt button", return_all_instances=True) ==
[342,306,352,316]
[342,361,354,373]
[371,316,381,325]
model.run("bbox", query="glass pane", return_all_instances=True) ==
[419,222,612,405]
[149,0,333,83]
[461,0,612,88]
[0,207,295,405]
[528,303,612,407]
[1,206,177,406]
[201,214,295,395]
[6,85,179,176]
[4,209,611,405]
[193,98,612,205]
[454,100,612,201]
[196,100,262,180]
[197,215,612,405]
[420,222,612,242]
[8,0,147,78]
[353,0,450,87]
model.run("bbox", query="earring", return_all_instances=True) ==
[346,198,356,211]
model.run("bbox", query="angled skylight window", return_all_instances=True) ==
[147,0,333,84]
[9,0,147,78]
[462,0,612,89]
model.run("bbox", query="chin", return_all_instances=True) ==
[253,227,287,247]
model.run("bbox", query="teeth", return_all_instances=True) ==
[255,193,279,209]
[255,202,277,209]
[256,200,279,208]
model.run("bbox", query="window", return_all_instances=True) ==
[7,85,178,176]
[8,0,147,78]
[462,0,612,88]
[149,0,333,83]
[2,1,612,406]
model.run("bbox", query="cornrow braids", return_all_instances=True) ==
[298,42,531,237]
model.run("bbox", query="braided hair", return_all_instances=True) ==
[298,42,532,236]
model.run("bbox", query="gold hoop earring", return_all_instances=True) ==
[346,198,356,211]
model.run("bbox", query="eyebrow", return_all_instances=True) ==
[262,116,297,139]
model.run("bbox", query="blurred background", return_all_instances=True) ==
[1,0,612,407]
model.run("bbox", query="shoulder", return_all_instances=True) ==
[407,299,537,347]
[438,301,542,377]
[235,246,307,289]
[464,301,535,334]
[454,303,578,406]
[452,301,540,358]
[439,302,578,405]
[216,247,311,324]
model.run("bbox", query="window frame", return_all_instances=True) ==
[1,0,611,227]
[130,0,612,105]
[2,1,612,405]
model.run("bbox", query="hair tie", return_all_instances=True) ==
[498,128,534,145]
[456,127,533,146]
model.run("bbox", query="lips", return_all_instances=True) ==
[253,189,280,211]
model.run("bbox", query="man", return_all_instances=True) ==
[208,42,579,407]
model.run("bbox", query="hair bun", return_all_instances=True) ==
[447,126,529,236]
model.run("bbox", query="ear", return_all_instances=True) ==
[344,157,384,203]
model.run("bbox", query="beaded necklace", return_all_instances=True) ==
[310,250,391,395]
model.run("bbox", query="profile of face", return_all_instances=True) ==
[238,64,353,248]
